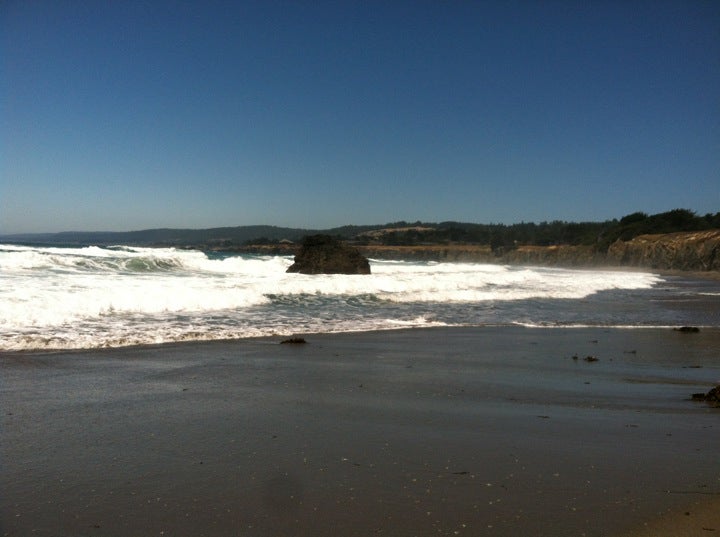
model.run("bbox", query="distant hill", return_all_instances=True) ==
[0,225,316,247]
[0,223,398,247]
[2,209,718,254]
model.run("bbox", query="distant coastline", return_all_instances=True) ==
[213,230,720,273]
[2,209,719,272]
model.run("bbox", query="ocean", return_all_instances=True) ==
[1,243,719,351]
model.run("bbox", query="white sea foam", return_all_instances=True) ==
[0,244,670,350]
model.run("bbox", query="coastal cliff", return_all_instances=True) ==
[357,244,494,262]
[357,231,720,271]
[605,230,720,271]
[494,244,605,266]
[354,244,604,266]
[232,230,720,272]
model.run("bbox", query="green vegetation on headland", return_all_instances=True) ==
[349,209,720,251]
[3,209,719,271]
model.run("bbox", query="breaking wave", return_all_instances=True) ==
[0,243,683,351]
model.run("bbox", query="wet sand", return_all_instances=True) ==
[2,327,719,536]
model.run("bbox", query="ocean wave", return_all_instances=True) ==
[0,244,694,351]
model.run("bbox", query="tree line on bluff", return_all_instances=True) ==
[250,209,720,254]
[10,209,715,252]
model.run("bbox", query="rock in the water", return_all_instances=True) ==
[286,235,371,275]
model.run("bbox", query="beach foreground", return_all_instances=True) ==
[2,327,719,536]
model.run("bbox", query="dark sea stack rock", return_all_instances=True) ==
[286,235,371,275]
[674,326,700,333]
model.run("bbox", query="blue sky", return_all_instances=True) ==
[2,1,718,233]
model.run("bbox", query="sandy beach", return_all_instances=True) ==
[2,327,719,536]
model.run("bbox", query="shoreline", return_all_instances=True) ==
[2,326,719,536]
[4,321,720,356]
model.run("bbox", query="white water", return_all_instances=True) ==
[0,244,668,350]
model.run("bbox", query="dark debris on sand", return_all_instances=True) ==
[572,354,599,362]
[280,337,307,344]
[691,385,720,406]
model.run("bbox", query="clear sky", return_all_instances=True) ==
[2,1,718,233]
